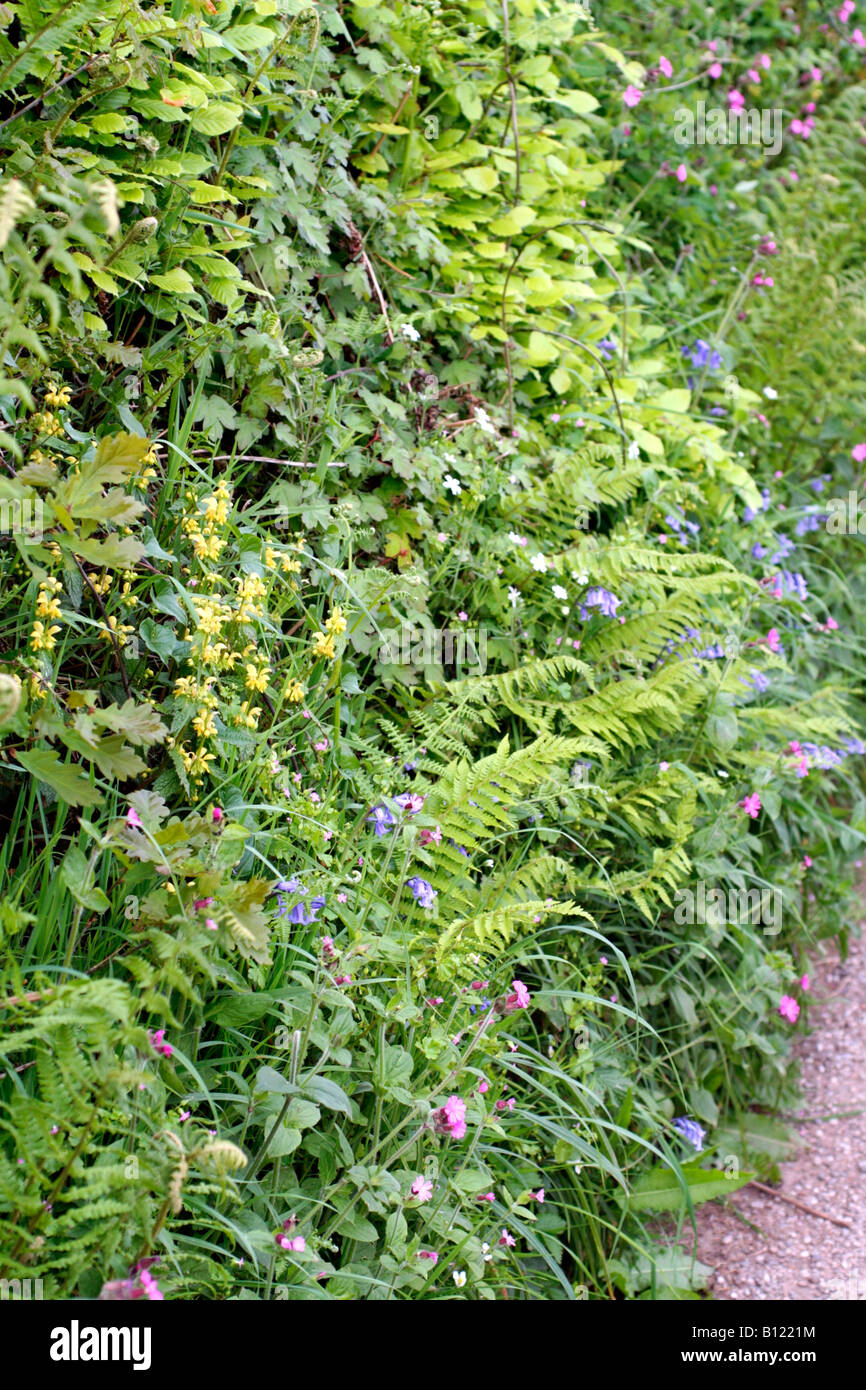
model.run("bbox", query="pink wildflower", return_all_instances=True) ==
[801,975,810,992]
[126,807,143,830]
[766,628,782,652]
[659,55,673,78]
[499,1229,516,1248]
[740,793,761,819]
[411,1176,434,1202]
[622,85,643,108]
[434,1095,467,1140]
[779,995,800,1024]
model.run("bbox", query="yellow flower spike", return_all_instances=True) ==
[324,606,347,636]
[285,678,305,703]
[244,664,269,692]
[312,631,336,660]
[30,620,60,652]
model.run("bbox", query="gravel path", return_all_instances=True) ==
[697,934,866,1300]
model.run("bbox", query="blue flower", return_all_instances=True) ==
[406,876,437,910]
[672,1116,706,1151]
[289,895,325,926]
[580,586,621,619]
[367,804,396,835]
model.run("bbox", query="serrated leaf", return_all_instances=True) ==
[16,749,102,807]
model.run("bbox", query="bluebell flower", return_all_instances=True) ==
[580,586,621,619]
[406,876,437,910]
[598,337,616,360]
[781,571,808,600]
[367,804,396,835]
[672,1116,706,1151]
[683,339,722,371]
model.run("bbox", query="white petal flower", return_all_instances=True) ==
[443,474,462,496]
[508,586,521,608]
[474,406,497,435]
[453,1270,467,1287]
[530,553,548,573]
[552,584,568,600]
[627,440,640,460]
[401,323,421,341]
[763,386,778,399]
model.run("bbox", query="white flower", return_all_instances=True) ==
[453,1270,467,1287]
[474,406,497,435]
[763,386,778,399]
[552,584,568,601]
[530,553,548,573]
[401,323,421,341]
[627,440,640,460]
[443,474,462,496]
[508,531,527,547]
[508,586,521,608]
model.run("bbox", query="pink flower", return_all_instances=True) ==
[334,974,352,986]
[759,54,771,70]
[321,935,337,961]
[728,89,745,109]
[495,1097,516,1112]
[504,979,531,1012]
[766,628,781,652]
[675,163,687,183]
[779,994,800,1024]
[530,1188,545,1203]
[600,955,608,965]
[747,68,760,84]
[336,892,347,903]
[499,1229,516,1247]
[457,610,468,622]
[839,0,855,20]
[276,1234,306,1252]
[801,974,810,991]
[193,897,214,910]
[411,1176,434,1202]
[659,55,673,78]
[824,616,839,631]
[205,917,218,931]
[418,824,442,846]
[852,443,866,462]
[418,1250,438,1264]
[477,1080,489,1094]
[434,1095,467,1140]
[708,62,723,79]
[740,793,761,819]
[622,85,643,108]
[212,806,223,823]
[659,761,670,772]
[314,739,328,752]
[853,27,866,46]
[178,1110,190,1122]
[126,807,143,830]
[477,1192,495,1202]
[148,1029,173,1058]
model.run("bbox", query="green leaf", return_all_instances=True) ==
[255,1066,298,1096]
[60,846,110,912]
[301,1075,352,1115]
[16,750,102,807]
[150,268,196,295]
[628,1162,753,1213]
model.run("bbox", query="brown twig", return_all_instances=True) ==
[345,220,395,345]
[748,1180,852,1229]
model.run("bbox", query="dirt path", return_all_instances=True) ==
[697,933,866,1300]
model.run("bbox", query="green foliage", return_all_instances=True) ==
[0,0,863,1302]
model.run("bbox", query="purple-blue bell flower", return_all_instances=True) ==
[672,1116,706,1151]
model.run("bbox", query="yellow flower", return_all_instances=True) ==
[43,385,71,409]
[244,663,270,693]
[312,631,336,660]
[193,708,217,739]
[325,606,347,636]
[98,615,134,642]
[35,593,61,620]
[30,620,60,652]
[285,678,305,703]
[281,555,301,575]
